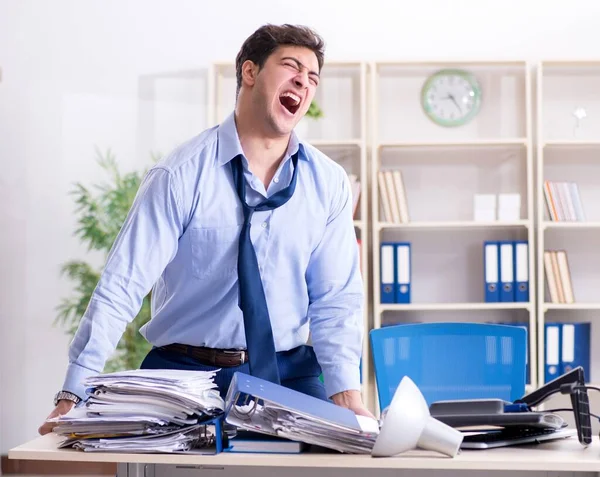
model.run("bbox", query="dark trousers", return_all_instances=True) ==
[140,344,329,402]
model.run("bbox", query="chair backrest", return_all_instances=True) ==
[370,322,527,411]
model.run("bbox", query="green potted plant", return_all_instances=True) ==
[306,100,324,120]
[295,100,323,137]
[54,147,155,372]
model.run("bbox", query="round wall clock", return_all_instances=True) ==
[421,68,482,127]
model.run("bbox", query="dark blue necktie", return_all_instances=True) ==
[231,152,299,384]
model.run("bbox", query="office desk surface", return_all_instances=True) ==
[8,434,600,472]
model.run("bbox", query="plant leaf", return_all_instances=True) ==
[56,149,153,372]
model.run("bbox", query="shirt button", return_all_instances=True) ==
[261,222,268,228]
[273,177,280,183]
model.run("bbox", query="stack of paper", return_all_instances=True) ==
[51,369,225,453]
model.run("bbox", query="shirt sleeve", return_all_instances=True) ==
[61,166,184,400]
[305,168,364,399]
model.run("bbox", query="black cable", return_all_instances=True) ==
[522,380,597,445]
[559,383,600,395]
[572,384,600,394]
[542,407,600,421]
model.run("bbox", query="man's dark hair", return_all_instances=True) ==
[235,24,325,96]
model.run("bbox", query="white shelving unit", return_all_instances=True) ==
[137,69,210,160]
[536,60,600,385]
[209,61,373,408]
[370,60,537,402]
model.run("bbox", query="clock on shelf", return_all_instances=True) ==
[421,68,482,127]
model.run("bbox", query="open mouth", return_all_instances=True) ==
[279,91,301,115]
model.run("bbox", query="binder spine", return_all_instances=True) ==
[380,243,396,303]
[499,241,515,302]
[214,415,225,453]
[514,240,530,303]
[545,323,562,384]
[395,242,411,304]
[484,241,500,303]
[561,322,591,378]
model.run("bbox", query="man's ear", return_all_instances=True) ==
[241,60,258,87]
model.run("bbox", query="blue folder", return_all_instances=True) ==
[380,242,396,303]
[224,372,364,433]
[483,241,500,302]
[204,415,226,454]
[513,240,530,302]
[544,323,562,384]
[499,241,515,302]
[395,242,411,304]
[561,322,591,376]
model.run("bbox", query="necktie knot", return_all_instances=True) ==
[232,153,299,213]
[242,203,254,222]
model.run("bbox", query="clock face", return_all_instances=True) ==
[421,69,481,127]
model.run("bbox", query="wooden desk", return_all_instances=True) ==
[8,434,600,476]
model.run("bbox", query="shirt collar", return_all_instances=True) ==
[216,111,309,166]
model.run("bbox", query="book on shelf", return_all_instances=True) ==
[348,173,361,219]
[543,250,574,304]
[378,170,409,223]
[543,180,585,222]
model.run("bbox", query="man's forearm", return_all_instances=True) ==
[60,167,183,399]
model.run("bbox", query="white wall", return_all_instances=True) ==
[2,0,600,454]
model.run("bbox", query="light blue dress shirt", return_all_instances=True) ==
[63,111,364,400]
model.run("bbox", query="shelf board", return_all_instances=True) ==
[543,140,600,147]
[212,60,364,68]
[543,303,600,312]
[378,138,527,148]
[375,60,527,67]
[380,303,531,312]
[309,139,363,147]
[353,220,364,229]
[377,220,530,230]
[542,221,600,229]
[541,59,600,67]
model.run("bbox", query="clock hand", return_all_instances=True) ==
[447,93,462,113]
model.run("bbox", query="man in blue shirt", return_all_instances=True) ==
[39,23,371,435]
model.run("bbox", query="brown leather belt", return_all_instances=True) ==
[160,343,248,367]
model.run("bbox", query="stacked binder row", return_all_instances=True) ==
[483,240,529,302]
[544,322,590,384]
[543,250,574,304]
[51,369,225,453]
[380,242,411,304]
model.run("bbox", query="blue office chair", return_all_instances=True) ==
[370,322,527,410]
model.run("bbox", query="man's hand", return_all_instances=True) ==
[38,400,75,436]
[331,389,376,419]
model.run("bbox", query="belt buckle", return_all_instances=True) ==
[223,349,246,364]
